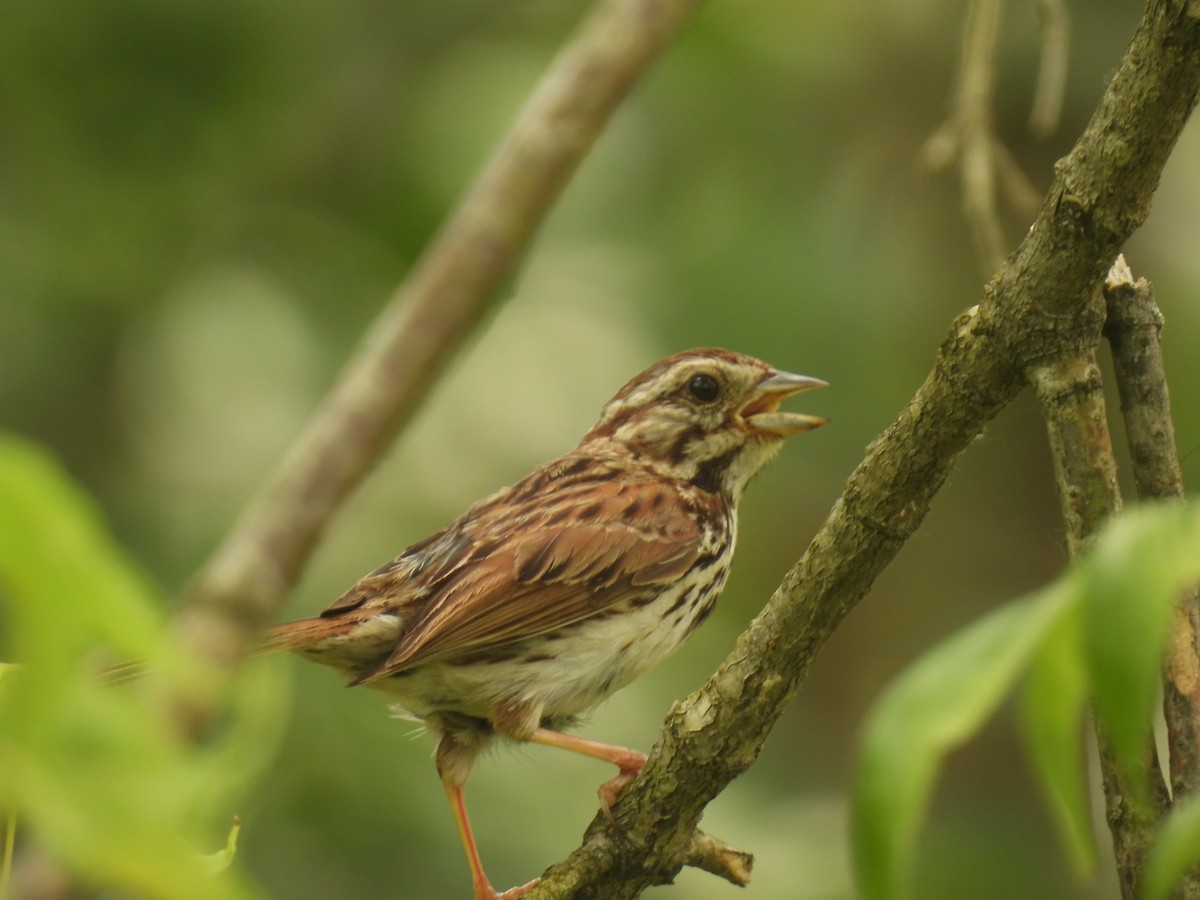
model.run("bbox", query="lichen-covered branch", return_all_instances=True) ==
[174,0,707,675]
[529,1,1200,895]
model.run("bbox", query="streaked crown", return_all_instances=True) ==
[582,348,826,500]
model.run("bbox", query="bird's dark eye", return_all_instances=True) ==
[686,373,720,403]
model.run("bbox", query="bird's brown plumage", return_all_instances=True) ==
[266,347,827,900]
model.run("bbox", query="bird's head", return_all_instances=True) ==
[583,348,827,500]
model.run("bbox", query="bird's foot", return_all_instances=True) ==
[597,750,647,819]
[480,877,538,899]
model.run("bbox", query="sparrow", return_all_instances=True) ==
[268,348,827,898]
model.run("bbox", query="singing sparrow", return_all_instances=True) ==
[268,348,827,898]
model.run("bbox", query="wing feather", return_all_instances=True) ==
[355,472,711,683]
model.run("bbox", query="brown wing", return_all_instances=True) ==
[264,521,476,656]
[354,475,708,684]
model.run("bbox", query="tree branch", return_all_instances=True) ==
[528,1,1200,894]
[1027,341,1121,561]
[173,0,707,678]
[1103,260,1187,506]
[1026,290,1172,899]
[1104,263,1200,819]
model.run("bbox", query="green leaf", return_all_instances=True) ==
[203,817,242,875]
[1144,790,1200,900]
[1018,604,1095,873]
[0,437,163,654]
[0,434,283,900]
[1081,503,1200,783]
[852,582,1076,900]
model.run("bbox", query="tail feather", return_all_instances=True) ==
[262,616,342,652]
[264,612,404,677]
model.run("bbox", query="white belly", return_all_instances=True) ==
[377,560,730,726]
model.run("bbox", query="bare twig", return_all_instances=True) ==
[924,0,1061,271]
[924,0,1009,271]
[682,832,753,887]
[994,139,1044,215]
[1104,260,1200,811]
[1027,316,1171,900]
[958,0,1008,270]
[1030,0,1071,138]
[1103,259,1186,502]
[1026,343,1120,560]
[174,0,708,676]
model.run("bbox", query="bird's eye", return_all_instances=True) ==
[686,373,720,403]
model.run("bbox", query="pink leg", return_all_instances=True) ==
[527,728,648,815]
[445,782,538,900]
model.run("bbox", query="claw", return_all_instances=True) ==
[492,883,540,900]
[597,754,647,820]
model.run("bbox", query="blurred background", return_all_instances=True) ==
[2,0,1198,897]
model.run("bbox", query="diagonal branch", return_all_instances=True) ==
[528,1,1200,895]
[173,0,707,678]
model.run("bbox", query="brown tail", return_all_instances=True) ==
[262,616,332,652]
[262,612,402,677]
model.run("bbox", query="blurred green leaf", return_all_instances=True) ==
[852,582,1075,900]
[0,433,280,900]
[1018,604,1095,873]
[204,817,242,875]
[1081,503,1200,786]
[0,436,164,679]
[854,503,1200,900]
[1144,790,1200,900]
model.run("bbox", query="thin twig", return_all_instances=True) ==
[682,832,753,887]
[1026,345,1120,560]
[1103,260,1200,814]
[1103,259,1186,502]
[994,139,1043,216]
[1030,0,1071,139]
[958,0,1008,271]
[924,0,1065,270]
[922,0,1012,273]
[1027,318,1170,900]
[174,0,708,677]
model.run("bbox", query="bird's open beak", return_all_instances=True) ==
[740,370,828,436]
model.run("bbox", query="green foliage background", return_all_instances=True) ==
[1,0,1197,897]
